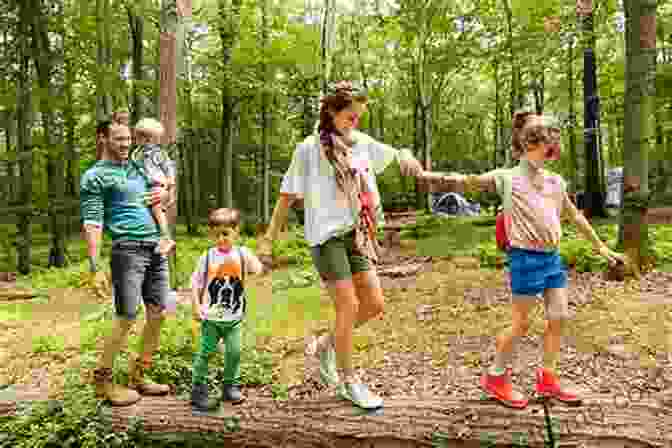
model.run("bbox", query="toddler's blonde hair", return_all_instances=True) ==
[135,118,165,137]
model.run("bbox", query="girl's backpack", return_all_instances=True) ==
[495,212,510,251]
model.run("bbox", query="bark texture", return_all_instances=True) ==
[0,393,669,447]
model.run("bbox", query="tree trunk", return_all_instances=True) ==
[1,394,669,447]
[218,0,242,209]
[578,0,607,219]
[128,6,144,126]
[493,57,501,168]
[608,119,617,167]
[378,98,385,141]
[16,0,33,275]
[568,33,579,191]
[421,102,432,212]
[260,0,271,224]
[159,0,190,287]
[190,127,201,226]
[618,0,656,278]
[413,95,426,211]
[320,0,336,96]
[96,0,112,122]
[182,32,197,234]
[533,71,544,115]
[502,0,519,167]
[64,49,79,237]
[302,94,314,138]
[32,1,66,268]
[219,93,235,208]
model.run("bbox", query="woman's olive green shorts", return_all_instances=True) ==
[310,231,372,281]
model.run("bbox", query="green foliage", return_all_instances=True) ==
[405,215,672,273]
[0,372,145,448]
[31,335,66,354]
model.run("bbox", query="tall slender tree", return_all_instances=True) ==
[128,3,145,126]
[619,0,657,278]
[217,0,243,209]
[159,0,190,287]
[260,0,271,223]
[577,0,607,218]
[33,0,66,267]
[96,0,113,122]
[15,0,33,274]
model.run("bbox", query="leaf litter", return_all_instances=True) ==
[0,245,670,409]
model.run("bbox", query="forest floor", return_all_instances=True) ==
[0,211,671,413]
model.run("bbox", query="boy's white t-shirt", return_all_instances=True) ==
[190,246,262,322]
[280,130,411,247]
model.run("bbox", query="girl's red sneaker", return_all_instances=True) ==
[480,368,528,409]
[535,368,582,405]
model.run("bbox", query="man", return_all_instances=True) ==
[81,119,171,406]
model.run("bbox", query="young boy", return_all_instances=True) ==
[132,118,176,256]
[190,208,263,411]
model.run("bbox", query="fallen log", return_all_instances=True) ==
[0,391,670,447]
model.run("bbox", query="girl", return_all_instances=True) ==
[433,111,623,408]
[257,80,442,409]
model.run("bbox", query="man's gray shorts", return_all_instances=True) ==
[110,240,169,320]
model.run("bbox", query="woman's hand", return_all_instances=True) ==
[399,158,423,177]
[256,236,274,272]
[396,149,423,177]
[192,303,202,322]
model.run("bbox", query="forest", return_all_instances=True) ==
[0,1,669,447]
[0,0,668,274]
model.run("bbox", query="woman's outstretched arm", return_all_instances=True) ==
[366,136,497,194]
[416,171,498,194]
[257,193,297,258]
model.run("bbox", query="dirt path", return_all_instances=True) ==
[0,287,104,397]
[246,253,672,409]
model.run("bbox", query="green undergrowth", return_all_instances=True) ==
[14,224,315,295]
[0,369,237,448]
[404,214,672,273]
[1,284,323,447]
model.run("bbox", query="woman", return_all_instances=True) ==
[435,111,624,408]
[257,81,440,409]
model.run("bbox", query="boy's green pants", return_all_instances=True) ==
[192,319,241,385]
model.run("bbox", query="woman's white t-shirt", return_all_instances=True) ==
[280,130,411,247]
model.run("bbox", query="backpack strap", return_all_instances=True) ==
[199,249,210,303]
[238,247,246,284]
[493,168,514,252]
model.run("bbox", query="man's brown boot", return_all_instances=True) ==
[128,357,170,396]
[93,367,141,406]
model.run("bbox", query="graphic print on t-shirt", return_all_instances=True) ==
[203,250,246,321]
